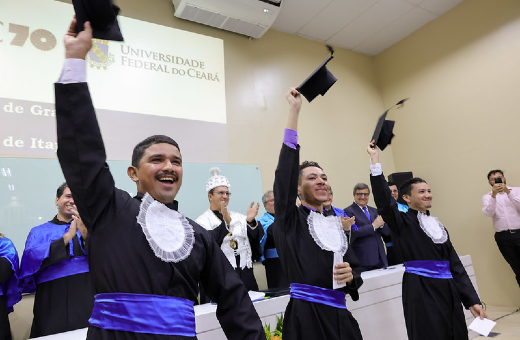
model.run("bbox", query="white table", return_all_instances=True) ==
[34,255,481,340]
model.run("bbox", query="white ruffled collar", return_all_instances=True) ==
[137,193,195,263]
[417,211,448,244]
[307,211,348,255]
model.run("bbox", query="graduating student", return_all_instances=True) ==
[0,234,21,340]
[55,19,264,339]
[19,183,93,338]
[273,87,363,340]
[196,168,263,292]
[367,141,486,340]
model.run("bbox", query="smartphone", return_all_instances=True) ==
[495,177,503,184]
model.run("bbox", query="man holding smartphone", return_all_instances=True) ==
[482,170,520,289]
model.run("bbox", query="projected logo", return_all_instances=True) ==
[87,39,115,70]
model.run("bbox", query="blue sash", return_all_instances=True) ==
[264,248,279,259]
[20,220,88,293]
[290,283,347,309]
[89,293,196,336]
[0,237,21,312]
[397,202,409,213]
[385,242,393,247]
[259,213,275,262]
[36,256,89,285]
[404,260,453,279]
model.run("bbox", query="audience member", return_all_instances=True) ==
[259,190,289,289]
[344,183,390,271]
[0,234,21,340]
[385,182,404,265]
[388,182,409,213]
[196,168,264,292]
[324,187,358,242]
[19,183,93,338]
[482,169,520,289]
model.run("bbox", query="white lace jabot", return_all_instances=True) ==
[307,211,348,255]
[417,212,448,244]
[137,193,195,262]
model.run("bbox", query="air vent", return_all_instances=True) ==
[172,0,282,39]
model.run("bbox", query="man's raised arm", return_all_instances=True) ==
[367,142,402,234]
[273,88,301,225]
[56,19,115,231]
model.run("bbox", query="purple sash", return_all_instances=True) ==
[0,237,21,312]
[36,255,89,284]
[20,221,88,292]
[290,283,347,309]
[89,293,196,336]
[404,260,453,279]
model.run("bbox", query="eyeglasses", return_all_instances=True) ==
[265,199,275,203]
[214,191,231,196]
[355,193,369,197]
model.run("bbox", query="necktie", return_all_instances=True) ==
[363,207,372,222]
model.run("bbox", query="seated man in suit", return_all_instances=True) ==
[344,183,390,271]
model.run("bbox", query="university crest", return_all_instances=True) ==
[87,39,115,70]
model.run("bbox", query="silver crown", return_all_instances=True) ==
[206,167,231,193]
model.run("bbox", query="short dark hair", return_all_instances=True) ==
[298,161,323,185]
[131,135,181,168]
[399,178,427,196]
[353,183,369,195]
[487,169,504,180]
[388,181,396,187]
[56,182,68,199]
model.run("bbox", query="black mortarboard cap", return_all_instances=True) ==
[370,98,408,150]
[371,111,395,150]
[72,0,124,41]
[298,46,337,102]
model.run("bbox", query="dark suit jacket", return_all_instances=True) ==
[344,202,390,270]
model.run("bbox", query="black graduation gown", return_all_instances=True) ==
[370,173,481,340]
[261,216,289,289]
[381,232,400,266]
[208,210,263,291]
[273,143,363,340]
[55,82,265,340]
[0,257,13,340]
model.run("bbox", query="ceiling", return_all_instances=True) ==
[271,0,464,56]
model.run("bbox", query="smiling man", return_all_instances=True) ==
[196,168,263,292]
[344,183,390,271]
[19,183,93,338]
[273,87,363,340]
[482,170,520,289]
[55,19,264,340]
[368,141,486,340]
